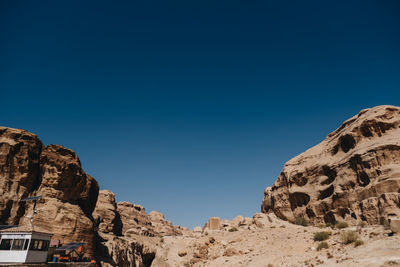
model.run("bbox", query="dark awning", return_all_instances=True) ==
[56,242,86,250]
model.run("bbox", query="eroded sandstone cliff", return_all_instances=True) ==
[262,105,400,225]
[0,127,99,255]
[0,126,182,266]
[93,190,158,267]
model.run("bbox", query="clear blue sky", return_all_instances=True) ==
[1,1,399,228]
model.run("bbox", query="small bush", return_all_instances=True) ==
[294,217,309,227]
[325,223,334,229]
[382,218,391,230]
[317,241,329,251]
[267,264,274,267]
[228,227,238,232]
[341,230,359,244]
[335,221,349,229]
[354,240,364,247]
[313,231,331,241]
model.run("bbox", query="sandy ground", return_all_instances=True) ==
[153,221,400,267]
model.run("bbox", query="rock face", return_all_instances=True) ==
[0,127,43,225]
[0,126,183,266]
[0,127,99,256]
[117,201,184,237]
[93,190,122,236]
[262,105,400,225]
[93,190,157,267]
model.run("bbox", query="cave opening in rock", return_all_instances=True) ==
[324,211,336,224]
[318,185,334,200]
[320,165,337,185]
[358,171,370,186]
[289,192,310,210]
[339,134,356,153]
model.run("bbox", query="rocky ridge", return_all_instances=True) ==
[3,105,400,266]
[93,190,185,266]
[0,126,183,266]
[262,105,400,225]
[0,127,99,255]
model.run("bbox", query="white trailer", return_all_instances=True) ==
[0,225,53,264]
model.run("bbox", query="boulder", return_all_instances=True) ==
[390,219,400,233]
[231,215,244,227]
[193,226,202,233]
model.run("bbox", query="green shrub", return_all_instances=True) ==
[354,240,364,247]
[340,230,359,244]
[335,221,349,229]
[317,241,329,251]
[313,231,331,241]
[294,217,309,227]
[325,223,334,229]
[382,218,391,230]
[228,227,238,232]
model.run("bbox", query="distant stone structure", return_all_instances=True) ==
[208,217,221,230]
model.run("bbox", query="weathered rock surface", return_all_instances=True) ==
[0,126,182,266]
[93,190,122,236]
[153,218,400,267]
[0,127,43,225]
[96,232,157,267]
[117,201,184,237]
[93,190,157,266]
[262,105,400,225]
[117,201,157,237]
[88,187,185,265]
[0,127,99,256]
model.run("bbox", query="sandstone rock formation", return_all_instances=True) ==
[93,190,157,267]
[0,126,183,266]
[262,105,400,225]
[0,127,43,225]
[117,201,184,237]
[93,190,122,236]
[0,127,99,256]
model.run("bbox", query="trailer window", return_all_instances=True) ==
[0,239,12,250]
[42,240,49,251]
[29,239,50,251]
[30,239,42,250]
[23,239,29,250]
[11,239,25,250]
